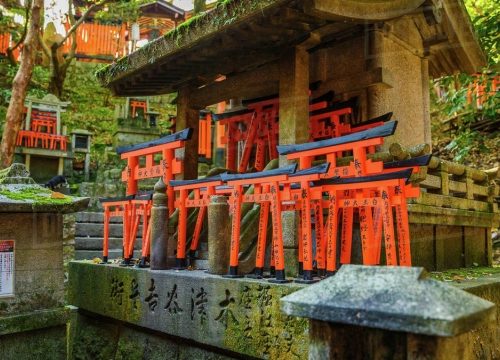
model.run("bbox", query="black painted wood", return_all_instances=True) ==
[277,121,398,155]
[220,164,297,182]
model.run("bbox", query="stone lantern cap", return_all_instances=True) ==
[0,163,89,213]
[281,265,496,337]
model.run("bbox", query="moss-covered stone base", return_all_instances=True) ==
[69,312,236,360]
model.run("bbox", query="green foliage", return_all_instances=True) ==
[431,1,499,163]
[465,0,499,65]
[92,0,150,24]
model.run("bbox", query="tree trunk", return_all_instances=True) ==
[0,0,43,169]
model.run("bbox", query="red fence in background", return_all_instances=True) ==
[63,22,127,61]
[0,33,20,60]
[466,73,499,109]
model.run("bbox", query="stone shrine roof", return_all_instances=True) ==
[96,0,485,97]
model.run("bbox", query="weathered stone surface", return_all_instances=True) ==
[409,223,435,270]
[436,225,464,270]
[0,307,71,335]
[281,265,495,336]
[464,227,487,267]
[75,250,142,261]
[151,178,170,269]
[208,196,230,275]
[75,237,142,251]
[76,222,140,238]
[70,311,239,360]
[0,325,66,359]
[69,262,308,359]
[0,163,33,184]
[75,211,123,224]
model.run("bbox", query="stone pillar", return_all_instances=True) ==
[177,86,200,180]
[150,178,169,270]
[278,46,310,277]
[366,22,431,148]
[281,265,496,359]
[207,195,231,274]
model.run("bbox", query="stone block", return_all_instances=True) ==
[68,262,308,359]
[75,211,121,224]
[15,249,63,271]
[76,222,141,238]
[435,225,464,270]
[281,265,495,337]
[75,237,142,251]
[410,224,435,270]
[74,250,141,260]
[464,227,487,267]
[0,325,66,360]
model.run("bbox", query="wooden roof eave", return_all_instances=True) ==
[99,0,294,94]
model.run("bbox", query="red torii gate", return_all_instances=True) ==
[170,175,224,269]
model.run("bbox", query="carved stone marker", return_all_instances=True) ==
[281,265,497,359]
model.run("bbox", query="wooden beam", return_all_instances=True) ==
[190,62,281,108]
[177,86,200,180]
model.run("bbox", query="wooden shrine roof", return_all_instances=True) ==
[96,0,486,98]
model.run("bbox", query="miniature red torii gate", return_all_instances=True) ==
[169,175,224,269]
[100,129,192,265]
[117,128,192,214]
[220,165,298,282]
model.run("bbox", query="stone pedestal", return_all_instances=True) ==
[281,265,497,359]
[150,178,170,270]
[0,163,89,359]
[207,195,230,275]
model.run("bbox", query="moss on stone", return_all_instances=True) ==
[429,266,500,282]
[0,186,72,205]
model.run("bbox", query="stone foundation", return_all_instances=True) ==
[68,262,500,359]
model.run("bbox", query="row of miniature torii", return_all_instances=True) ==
[100,120,430,283]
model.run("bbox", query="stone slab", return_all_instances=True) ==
[0,307,72,336]
[76,223,142,238]
[74,250,141,261]
[464,227,487,267]
[75,237,142,250]
[75,211,123,224]
[410,224,435,270]
[68,261,308,359]
[281,265,495,337]
[436,225,464,270]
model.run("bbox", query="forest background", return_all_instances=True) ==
[0,0,497,175]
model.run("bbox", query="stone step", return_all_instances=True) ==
[75,237,143,250]
[75,249,142,261]
[76,223,143,238]
[192,259,208,270]
[75,212,123,224]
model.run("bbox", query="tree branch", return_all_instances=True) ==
[38,31,51,58]
[56,0,113,47]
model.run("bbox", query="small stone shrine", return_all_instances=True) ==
[14,94,71,183]
[113,97,161,147]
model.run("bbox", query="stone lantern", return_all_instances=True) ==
[0,163,89,359]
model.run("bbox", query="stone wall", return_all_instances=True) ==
[0,213,65,312]
[69,262,308,359]
[68,262,500,359]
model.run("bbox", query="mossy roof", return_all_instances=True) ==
[96,0,290,91]
[96,0,485,97]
